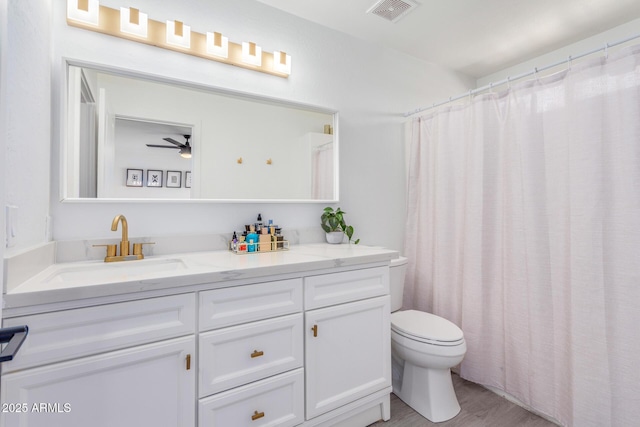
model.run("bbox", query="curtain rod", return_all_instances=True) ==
[403,32,640,118]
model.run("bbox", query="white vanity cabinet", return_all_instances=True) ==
[1,247,396,427]
[0,294,197,427]
[196,268,391,427]
[304,267,392,424]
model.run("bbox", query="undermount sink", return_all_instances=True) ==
[43,258,187,285]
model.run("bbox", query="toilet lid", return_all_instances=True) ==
[391,310,464,343]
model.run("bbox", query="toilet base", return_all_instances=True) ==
[393,358,461,423]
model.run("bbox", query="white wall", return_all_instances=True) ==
[478,18,640,87]
[43,0,474,249]
[3,0,51,255]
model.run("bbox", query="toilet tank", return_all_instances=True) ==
[389,256,408,312]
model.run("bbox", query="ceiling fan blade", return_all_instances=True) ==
[146,144,179,149]
[162,137,185,147]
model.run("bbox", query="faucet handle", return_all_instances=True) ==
[93,244,117,258]
[132,242,155,256]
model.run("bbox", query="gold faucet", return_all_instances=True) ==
[112,214,130,257]
[94,214,154,262]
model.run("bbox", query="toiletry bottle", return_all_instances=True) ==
[256,214,263,233]
[238,234,247,252]
[247,230,258,252]
[231,231,238,251]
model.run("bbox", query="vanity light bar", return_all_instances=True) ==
[242,42,262,67]
[65,0,291,78]
[67,0,99,26]
[274,51,291,75]
[166,20,191,48]
[206,32,229,58]
[120,7,148,38]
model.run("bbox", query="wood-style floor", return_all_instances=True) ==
[370,374,559,427]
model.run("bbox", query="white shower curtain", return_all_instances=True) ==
[404,45,640,426]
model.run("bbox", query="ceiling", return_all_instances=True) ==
[256,0,640,78]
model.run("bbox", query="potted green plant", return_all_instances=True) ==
[320,207,360,244]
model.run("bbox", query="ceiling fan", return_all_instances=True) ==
[146,135,192,159]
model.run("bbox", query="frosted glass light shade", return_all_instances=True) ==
[120,7,148,38]
[206,32,229,58]
[242,42,262,66]
[166,20,191,48]
[67,0,100,26]
[273,51,291,75]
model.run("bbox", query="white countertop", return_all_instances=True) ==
[3,244,398,313]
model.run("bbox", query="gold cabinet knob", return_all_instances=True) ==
[251,410,265,421]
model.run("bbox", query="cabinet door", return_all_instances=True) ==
[305,296,391,419]
[0,336,195,427]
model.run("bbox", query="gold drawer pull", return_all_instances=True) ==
[252,410,265,421]
[251,350,264,358]
[311,324,318,337]
[186,354,191,370]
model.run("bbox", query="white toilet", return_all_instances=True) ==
[389,256,467,423]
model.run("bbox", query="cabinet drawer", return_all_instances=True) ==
[304,267,389,309]
[1,293,195,372]
[199,368,304,427]
[199,314,303,397]
[199,278,302,331]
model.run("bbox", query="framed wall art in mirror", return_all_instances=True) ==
[146,170,163,188]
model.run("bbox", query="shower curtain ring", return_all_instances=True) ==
[604,43,609,59]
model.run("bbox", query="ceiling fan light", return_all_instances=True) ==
[180,147,192,159]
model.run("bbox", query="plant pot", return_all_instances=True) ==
[325,231,344,244]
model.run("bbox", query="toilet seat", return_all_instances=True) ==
[391,310,464,346]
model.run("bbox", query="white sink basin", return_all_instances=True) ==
[43,258,187,285]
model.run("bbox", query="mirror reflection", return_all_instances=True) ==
[64,64,337,201]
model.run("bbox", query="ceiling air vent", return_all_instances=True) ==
[367,0,419,23]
